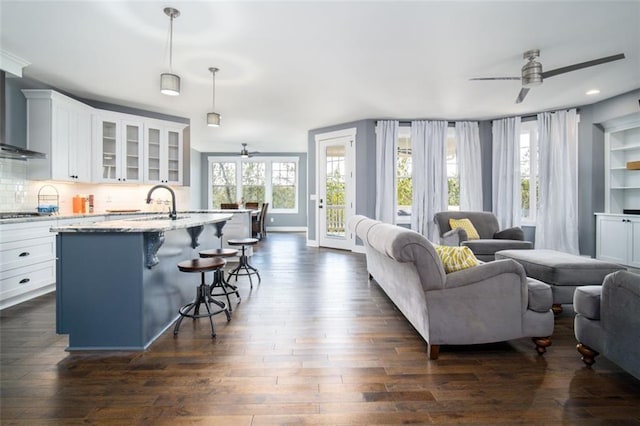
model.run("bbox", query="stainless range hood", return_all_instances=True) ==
[0,70,46,160]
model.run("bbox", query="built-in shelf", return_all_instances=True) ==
[611,142,640,152]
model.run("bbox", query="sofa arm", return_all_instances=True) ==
[526,278,552,313]
[494,226,525,240]
[444,259,526,290]
[574,286,602,320]
[441,228,468,246]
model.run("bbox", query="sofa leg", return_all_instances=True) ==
[552,304,563,315]
[428,344,440,360]
[532,337,552,355]
[368,273,373,281]
[577,343,599,366]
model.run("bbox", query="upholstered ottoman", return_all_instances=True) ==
[495,249,625,314]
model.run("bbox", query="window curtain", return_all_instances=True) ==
[411,120,448,241]
[455,121,483,211]
[535,109,579,254]
[492,117,521,229]
[375,120,398,223]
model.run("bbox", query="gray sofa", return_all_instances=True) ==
[574,270,640,379]
[434,211,533,261]
[348,215,554,359]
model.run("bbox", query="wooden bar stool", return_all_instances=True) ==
[199,248,241,311]
[227,238,261,288]
[174,257,231,337]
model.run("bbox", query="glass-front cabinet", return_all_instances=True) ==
[93,113,143,183]
[144,121,184,185]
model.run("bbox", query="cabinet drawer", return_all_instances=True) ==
[0,260,56,301]
[0,236,56,272]
[1,220,56,243]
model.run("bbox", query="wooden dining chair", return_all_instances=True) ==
[244,202,259,210]
[220,203,239,209]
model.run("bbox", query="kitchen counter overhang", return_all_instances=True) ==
[55,213,233,351]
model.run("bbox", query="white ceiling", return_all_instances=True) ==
[1,1,639,153]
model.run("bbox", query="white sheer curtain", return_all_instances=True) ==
[375,120,398,223]
[456,121,483,211]
[535,109,579,254]
[492,117,521,229]
[411,120,448,241]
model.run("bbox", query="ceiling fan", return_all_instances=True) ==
[470,49,625,104]
[239,143,258,158]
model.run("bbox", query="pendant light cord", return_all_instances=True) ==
[211,70,216,109]
[169,15,174,72]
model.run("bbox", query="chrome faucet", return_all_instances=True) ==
[146,184,177,220]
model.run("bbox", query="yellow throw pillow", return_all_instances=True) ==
[433,244,479,273]
[449,218,480,240]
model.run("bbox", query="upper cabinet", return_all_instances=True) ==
[604,113,640,214]
[23,90,92,182]
[144,120,184,185]
[92,112,144,184]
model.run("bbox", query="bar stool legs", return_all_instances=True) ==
[175,258,231,338]
[227,238,261,289]
[199,248,242,311]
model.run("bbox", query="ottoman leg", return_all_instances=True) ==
[533,336,552,355]
[577,343,599,366]
[552,303,563,315]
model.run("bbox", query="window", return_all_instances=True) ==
[208,156,299,213]
[445,127,458,211]
[395,126,459,222]
[396,127,412,222]
[520,120,538,223]
[210,161,237,208]
[272,161,297,210]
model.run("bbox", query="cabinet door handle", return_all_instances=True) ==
[19,251,30,257]
[19,278,30,284]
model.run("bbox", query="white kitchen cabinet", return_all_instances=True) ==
[23,90,93,182]
[595,213,640,268]
[0,220,57,309]
[93,112,144,184]
[144,120,184,185]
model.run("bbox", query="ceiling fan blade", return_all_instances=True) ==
[515,87,530,104]
[541,53,625,79]
[470,77,521,81]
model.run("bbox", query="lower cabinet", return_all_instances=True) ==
[596,213,640,268]
[0,220,57,309]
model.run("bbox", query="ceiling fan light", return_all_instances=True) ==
[160,73,180,96]
[207,112,221,127]
[586,89,601,95]
[522,60,543,87]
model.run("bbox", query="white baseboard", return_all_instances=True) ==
[352,244,365,254]
[306,239,319,247]
[266,226,307,232]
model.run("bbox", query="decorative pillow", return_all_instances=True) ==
[433,244,479,273]
[449,218,480,240]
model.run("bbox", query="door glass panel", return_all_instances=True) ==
[147,128,161,181]
[126,124,140,180]
[102,121,117,180]
[211,162,237,208]
[167,130,180,182]
[325,144,346,238]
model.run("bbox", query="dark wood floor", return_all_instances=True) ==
[1,232,639,425]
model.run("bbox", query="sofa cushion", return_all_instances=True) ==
[462,239,533,255]
[434,244,479,273]
[574,285,602,319]
[526,277,553,313]
[449,218,480,240]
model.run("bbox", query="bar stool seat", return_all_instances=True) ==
[227,238,261,288]
[174,257,231,337]
[199,248,241,311]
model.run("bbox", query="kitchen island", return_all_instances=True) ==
[52,213,232,350]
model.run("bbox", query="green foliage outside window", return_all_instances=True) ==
[397,157,412,208]
[273,187,295,209]
[326,169,345,206]
[448,178,460,208]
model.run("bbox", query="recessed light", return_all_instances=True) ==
[586,89,600,96]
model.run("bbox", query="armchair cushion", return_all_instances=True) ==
[494,226,525,240]
[448,218,480,240]
[573,285,601,320]
[433,244,479,273]
[462,239,533,256]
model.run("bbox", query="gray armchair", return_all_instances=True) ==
[434,211,533,261]
[574,270,640,379]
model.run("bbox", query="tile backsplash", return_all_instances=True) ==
[0,158,191,214]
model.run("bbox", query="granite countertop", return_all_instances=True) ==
[51,213,233,233]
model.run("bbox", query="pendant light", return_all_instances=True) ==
[207,67,221,127]
[160,7,180,96]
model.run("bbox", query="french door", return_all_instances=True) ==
[316,129,356,250]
